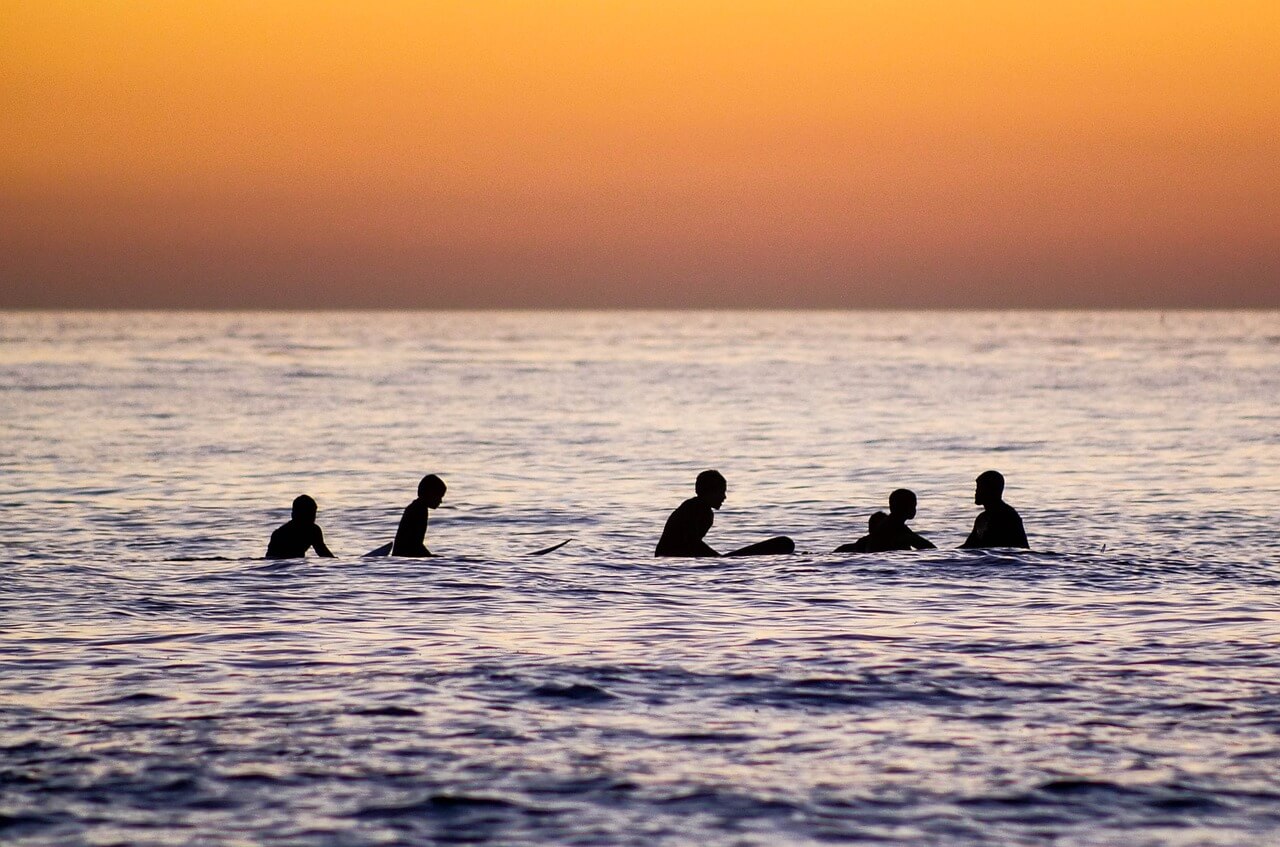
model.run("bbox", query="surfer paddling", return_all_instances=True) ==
[655,469,794,557]
[392,474,447,557]
[960,470,1029,549]
[265,494,335,559]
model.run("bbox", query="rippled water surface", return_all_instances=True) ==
[2,311,1279,845]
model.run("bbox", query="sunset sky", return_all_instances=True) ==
[2,1,1276,308]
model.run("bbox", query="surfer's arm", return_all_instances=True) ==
[671,528,720,557]
[1000,510,1029,548]
[312,526,335,558]
[656,503,720,557]
[909,531,936,550]
[1009,523,1029,549]
[836,535,871,554]
[686,514,720,556]
[691,507,721,556]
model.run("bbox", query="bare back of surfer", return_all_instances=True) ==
[655,470,794,557]
[265,494,335,559]
[961,470,1029,549]
[392,474,447,557]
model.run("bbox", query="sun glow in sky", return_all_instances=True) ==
[2,1,1277,307]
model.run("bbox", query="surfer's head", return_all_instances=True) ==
[888,488,917,520]
[868,510,888,532]
[291,494,318,523]
[695,469,727,509]
[418,474,447,508]
[975,470,1004,505]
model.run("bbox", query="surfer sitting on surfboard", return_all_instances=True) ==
[391,474,447,557]
[655,469,794,557]
[846,488,936,553]
[960,470,1029,549]
[265,494,335,559]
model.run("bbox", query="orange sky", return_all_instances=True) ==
[2,0,1277,307]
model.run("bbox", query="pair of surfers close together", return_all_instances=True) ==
[266,469,1027,560]
[265,474,445,560]
[655,468,1027,557]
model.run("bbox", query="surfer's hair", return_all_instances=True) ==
[418,474,447,498]
[977,470,1005,495]
[695,469,726,496]
[888,488,916,514]
[291,494,317,520]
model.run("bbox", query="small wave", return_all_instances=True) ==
[528,775,637,796]
[530,682,618,702]
[426,794,519,811]
[1037,778,1140,795]
[655,787,801,817]
[355,794,517,819]
[222,772,289,785]
[351,705,421,717]
[0,812,56,834]
[84,692,173,706]
[657,731,754,744]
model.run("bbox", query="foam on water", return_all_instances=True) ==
[2,311,1279,845]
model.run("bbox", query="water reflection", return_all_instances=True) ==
[2,311,1279,844]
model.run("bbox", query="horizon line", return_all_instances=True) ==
[4,305,1278,314]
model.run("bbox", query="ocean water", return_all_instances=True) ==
[2,310,1278,846]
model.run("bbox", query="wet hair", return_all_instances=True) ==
[888,488,917,515]
[977,470,1005,496]
[695,469,726,496]
[868,510,888,531]
[291,494,317,521]
[418,474,447,499]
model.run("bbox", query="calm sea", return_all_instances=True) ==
[2,310,1278,845]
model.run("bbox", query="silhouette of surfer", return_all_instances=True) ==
[392,474,447,557]
[837,489,935,553]
[961,470,1029,549]
[655,469,794,557]
[834,510,888,553]
[265,494,335,559]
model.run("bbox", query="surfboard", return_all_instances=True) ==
[361,539,571,557]
[527,538,572,556]
[724,536,795,556]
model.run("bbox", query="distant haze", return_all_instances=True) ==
[2,1,1277,308]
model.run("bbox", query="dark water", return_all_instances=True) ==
[2,311,1279,845]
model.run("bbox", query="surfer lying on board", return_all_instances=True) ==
[391,474,447,557]
[961,470,1029,549]
[655,469,795,557]
[265,495,335,559]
